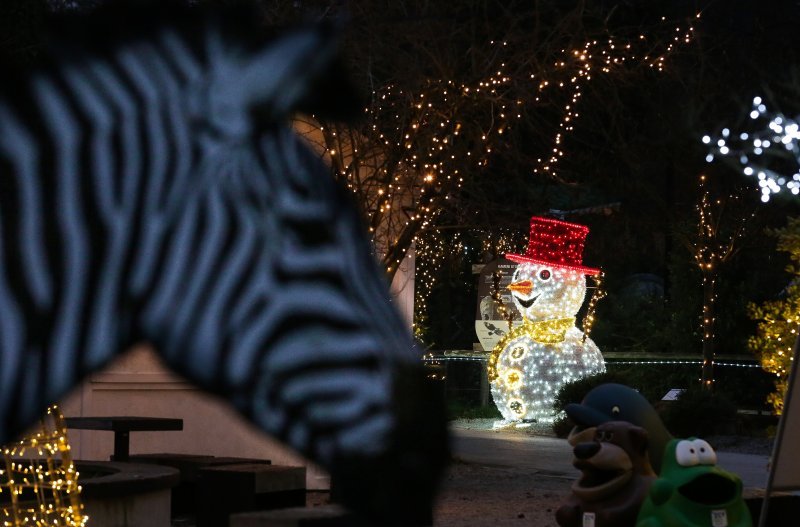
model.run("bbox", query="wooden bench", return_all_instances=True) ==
[196,464,307,527]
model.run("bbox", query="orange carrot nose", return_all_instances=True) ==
[508,280,533,296]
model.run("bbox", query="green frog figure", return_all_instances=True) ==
[636,438,752,527]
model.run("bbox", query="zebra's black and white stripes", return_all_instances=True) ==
[0,6,446,523]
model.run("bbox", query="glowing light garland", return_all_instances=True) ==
[531,16,697,180]
[704,99,800,408]
[410,17,695,326]
[412,227,527,337]
[704,96,800,203]
[304,14,696,297]
[746,218,800,414]
[750,313,798,415]
[581,272,606,342]
[607,360,759,367]
[312,75,512,277]
[489,217,605,423]
[1,406,86,527]
[750,309,800,414]
[422,355,759,368]
[691,174,754,388]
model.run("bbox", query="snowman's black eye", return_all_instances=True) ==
[539,269,551,280]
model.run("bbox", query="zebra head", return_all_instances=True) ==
[0,5,447,524]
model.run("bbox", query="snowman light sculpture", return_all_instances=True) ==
[489,216,605,423]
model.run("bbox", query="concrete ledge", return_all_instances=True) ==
[128,453,270,482]
[73,461,179,527]
[77,461,180,499]
[231,505,361,527]
[84,488,172,527]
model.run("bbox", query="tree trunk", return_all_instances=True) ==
[701,271,715,390]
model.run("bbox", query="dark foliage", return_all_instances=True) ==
[660,388,738,437]
[552,371,634,414]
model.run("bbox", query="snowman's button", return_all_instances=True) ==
[505,369,523,389]
[509,399,526,416]
[510,346,526,360]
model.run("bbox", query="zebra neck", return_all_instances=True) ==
[520,317,574,344]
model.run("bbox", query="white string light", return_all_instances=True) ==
[704,97,800,203]
[423,357,760,368]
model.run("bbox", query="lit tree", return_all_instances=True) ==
[689,174,754,390]
[703,95,800,401]
[704,96,800,203]
[295,1,698,284]
[747,217,800,414]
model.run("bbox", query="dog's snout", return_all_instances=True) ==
[574,442,601,459]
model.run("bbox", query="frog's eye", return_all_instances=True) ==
[675,440,700,467]
[692,439,717,465]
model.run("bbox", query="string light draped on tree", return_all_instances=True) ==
[412,227,527,340]
[532,17,697,181]
[747,218,800,414]
[691,174,754,389]
[749,294,800,415]
[302,10,698,296]
[410,17,696,320]
[308,71,517,278]
[703,97,800,202]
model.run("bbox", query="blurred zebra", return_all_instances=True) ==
[0,4,446,523]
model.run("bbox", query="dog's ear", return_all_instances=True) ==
[629,425,649,456]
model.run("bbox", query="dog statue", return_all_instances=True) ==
[557,420,657,527]
[566,383,673,474]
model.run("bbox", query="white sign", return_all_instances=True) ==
[474,258,521,351]
[582,511,596,527]
[711,509,728,527]
[661,388,685,401]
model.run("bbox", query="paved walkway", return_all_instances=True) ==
[451,428,770,489]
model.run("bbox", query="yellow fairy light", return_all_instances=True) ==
[582,272,607,342]
[1,406,86,526]
[531,18,695,181]
[306,13,695,341]
[693,174,751,388]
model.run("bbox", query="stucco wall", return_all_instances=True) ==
[59,345,329,489]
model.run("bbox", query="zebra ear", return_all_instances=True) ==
[206,22,361,135]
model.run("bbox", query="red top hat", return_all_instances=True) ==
[505,216,600,275]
